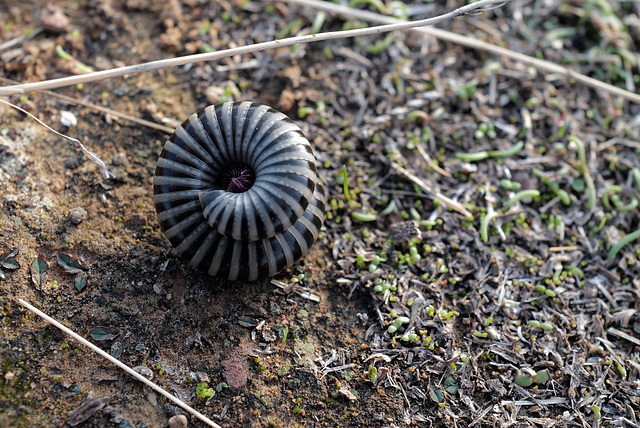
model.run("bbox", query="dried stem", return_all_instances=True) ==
[390,162,474,219]
[0,0,511,96]
[0,98,115,179]
[284,0,640,105]
[2,77,174,134]
[18,299,222,428]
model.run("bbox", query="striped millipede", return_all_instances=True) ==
[153,101,326,281]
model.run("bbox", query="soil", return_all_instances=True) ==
[1,1,640,428]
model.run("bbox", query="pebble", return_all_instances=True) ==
[192,371,209,383]
[112,152,129,167]
[60,111,77,127]
[221,356,247,389]
[39,196,54,211]
[68,207,87,225]
[168,415,188,428]
[40,7,70,33]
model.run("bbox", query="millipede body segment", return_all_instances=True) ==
[153,102,326,281]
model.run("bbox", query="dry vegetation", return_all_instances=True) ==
[1,0,640,427]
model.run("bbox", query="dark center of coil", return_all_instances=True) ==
[218,163,255,193]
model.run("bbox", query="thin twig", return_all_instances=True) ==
[607,327,640,347]
[319,363,358,377]
[18,299,222,428]
[56,94,174,134]
[499,397,568,406]
[0,77,173,134]
[0,27,44,54]
[0,0,512,96]
[271,279,321,302]
[0,98,115,179]
[416,142,451,178]
[283,0,640,105]
[390,162,474,219]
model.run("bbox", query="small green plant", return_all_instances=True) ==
[196,382,214,398]
[592,404,601,420]
[456,79,478,100]
[528,320,554,330]
[515,369,549,387]
[365,365,378,383]
[443,377,459,394]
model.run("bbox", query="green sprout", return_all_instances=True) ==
[297,106,314,118]
[500,179,522,191]
[277,18,302,38]
[480,211,499,243]
[367,33,395,54]
[532,168,570,205]
[366,365,378,383]
[196,382,214,398]
[456,141,524,162]
[457,79,478,101]
[609,228,640,260]
[55,45,72,60]
[502,189,540,211]
[569,136,596,210]
[352,211,377,222]
[602,185,638,212]
[380,200,397,216]
[515,369,549,387]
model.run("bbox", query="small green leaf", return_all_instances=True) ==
[196,382,214,398]
[30,256,48,287]
[57,253,85,273]
[443,377,459,394]
[351,212,378,222]
[0,251,20,270]
[90,327,117,341]
[75,272,88,292]
[532,369,550,384]
[0,248,19,266]
[515,375,533,387]
[540,322,554,331]
[3,248,18,258]
[1,259,20,269]
[238,316,257,328]
[445,384,459,394]
[429,388,444,403]
[111,342,122,359]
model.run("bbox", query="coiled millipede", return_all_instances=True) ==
[153,101,326,281]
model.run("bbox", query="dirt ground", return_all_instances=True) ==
[1,0,640,427]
